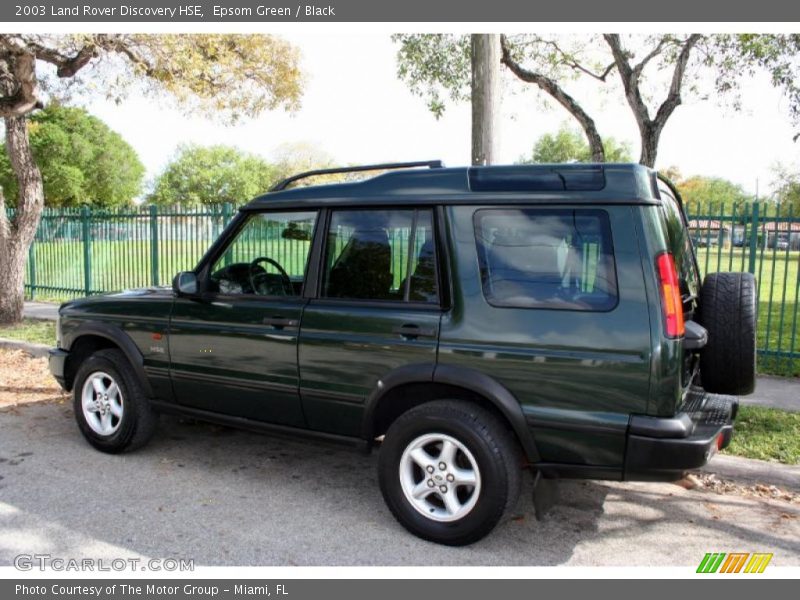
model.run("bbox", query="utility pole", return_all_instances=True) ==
[471,34,501,166]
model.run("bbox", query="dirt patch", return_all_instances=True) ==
[0,348,68,408]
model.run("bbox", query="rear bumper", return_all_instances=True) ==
[624,389,739,481]
[48,347,69,390]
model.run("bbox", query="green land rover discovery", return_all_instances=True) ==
[49,161,756,545]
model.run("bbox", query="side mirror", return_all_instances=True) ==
[172,271,198,296]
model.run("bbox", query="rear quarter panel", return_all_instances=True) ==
[438,204,652,467]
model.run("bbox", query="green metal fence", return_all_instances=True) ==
[14,200,800,376]
[19,204,234,299]
[688,201,800,377]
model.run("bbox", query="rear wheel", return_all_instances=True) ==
[378,400,521,546]
[698,272,757,395]
[73,349,158,453]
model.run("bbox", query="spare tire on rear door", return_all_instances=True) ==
[698,272,757,395]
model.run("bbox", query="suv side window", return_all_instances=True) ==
[208,211,317,297]
[322,208,438,303]
[474,208,617,311]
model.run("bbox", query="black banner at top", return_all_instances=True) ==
[2,0,800,22]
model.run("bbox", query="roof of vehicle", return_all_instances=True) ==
[243,163,662,211]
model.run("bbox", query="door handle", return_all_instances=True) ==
[262,316,298,330]
[392,324,437,339]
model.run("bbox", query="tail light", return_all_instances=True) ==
[656,252,685,338]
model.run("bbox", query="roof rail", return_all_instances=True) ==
[269,160,444,192]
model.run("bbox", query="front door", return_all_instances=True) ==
[298,208,443,436]
[169,210,318,426]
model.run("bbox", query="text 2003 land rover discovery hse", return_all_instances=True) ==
[50,162,756,545]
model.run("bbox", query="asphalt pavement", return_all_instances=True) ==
[1,401,798,567]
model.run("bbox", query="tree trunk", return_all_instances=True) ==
[639,126,659,168]
[0,115,44,325]
[471,34,501,166]
[0,233,28,325]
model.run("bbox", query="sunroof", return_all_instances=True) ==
[468,165,606,192]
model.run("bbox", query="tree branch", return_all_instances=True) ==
[93,35,156,77]
[632,38,668,79]
[603,33,651,131]
[501,35,606,162]
[652,34,703,131]
[537,38,616,82]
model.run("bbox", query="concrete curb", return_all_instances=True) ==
[0,337,51,358]
[697,454,800,490]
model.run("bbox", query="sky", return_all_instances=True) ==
[83,33,800,199]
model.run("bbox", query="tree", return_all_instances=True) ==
[150,145,278,205]
[395,33,702,165]
[471,34,500,165]
[675,175,751,215]
[602,34,701,167]
[769,162,800,216]
[393,34,800,167]
[0,104,144,207]
[517,124,632,164]
[712,35,800,141]
[271,141,336,181]
[0,33,303,324]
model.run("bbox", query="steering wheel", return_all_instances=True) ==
[249,257,293,296]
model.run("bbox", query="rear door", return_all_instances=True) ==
[298,208,443,436]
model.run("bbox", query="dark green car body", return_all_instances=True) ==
[50,163,737,482]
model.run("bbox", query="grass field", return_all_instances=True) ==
[724,405,800,464]
[0,319,56,346]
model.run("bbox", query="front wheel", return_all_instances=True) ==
[73,348,158,453]
[378,400,521,546]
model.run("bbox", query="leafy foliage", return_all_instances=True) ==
[711,35,800,139]
[149,145,278,205]
[392,34,471,118]
[675,175,752,214]
[517,124,632,164]
[769,162,800,216]
[271,141,337,182]
[0,104,144,207]
[27,34,304,123]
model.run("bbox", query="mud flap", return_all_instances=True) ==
[532,470,560,520]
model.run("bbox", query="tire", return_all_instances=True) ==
[698,272,757,395]
[378,400,522,546]
[73,348,158,453]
